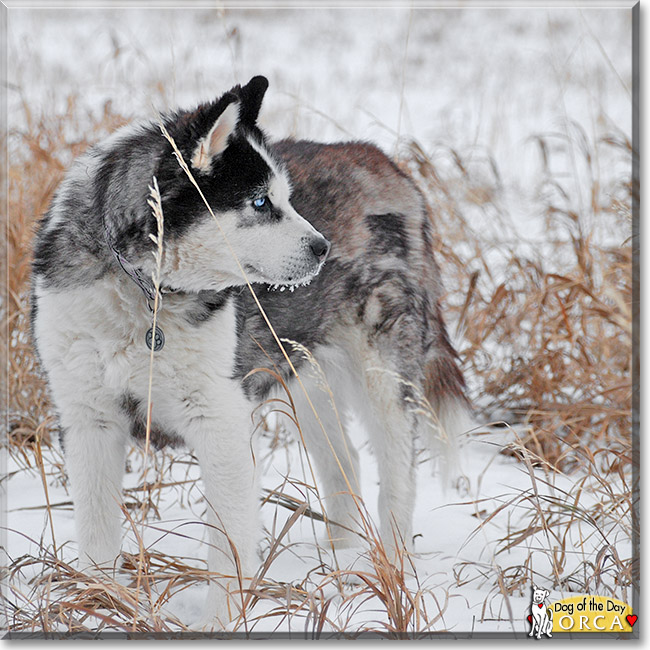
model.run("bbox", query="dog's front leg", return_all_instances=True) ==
[186,417,258,630]
[61,404,129,573]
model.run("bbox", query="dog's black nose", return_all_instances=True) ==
[310,237,331,262]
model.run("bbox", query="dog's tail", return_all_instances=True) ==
[421,327,475,486]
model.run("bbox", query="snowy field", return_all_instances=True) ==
[3,3,635,638]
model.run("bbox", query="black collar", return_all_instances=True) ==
[104,221,179,302]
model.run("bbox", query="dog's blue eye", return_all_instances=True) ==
[253,196,267,209]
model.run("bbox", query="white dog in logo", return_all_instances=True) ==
[529,585,553,639]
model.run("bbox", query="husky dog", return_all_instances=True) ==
[31,76,471,627]
[529,586,553,638]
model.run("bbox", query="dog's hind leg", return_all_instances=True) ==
[286,361,361,549]
[319,327,418,553]
[351,358,419,554]
[338,322,471,556]
[361,355,473,555]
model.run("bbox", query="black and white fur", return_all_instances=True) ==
[31,76,472,628]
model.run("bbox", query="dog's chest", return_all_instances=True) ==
[117,301,241,406]
[36,280,240,401]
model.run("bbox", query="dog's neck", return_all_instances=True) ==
[103,218,182,303]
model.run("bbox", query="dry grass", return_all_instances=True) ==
[403,130,633,469]
[1,87,635,636]
[406,129,632,467]
[399,120,636,606]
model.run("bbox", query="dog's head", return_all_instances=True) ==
[531,586,550,605]
[158,76,330,292]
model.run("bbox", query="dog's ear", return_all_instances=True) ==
[191,99,240,172]
[238,75,269,126]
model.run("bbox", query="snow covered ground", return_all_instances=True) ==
[8,416,630,636]
[4,2,635,637]
[4,418,633,635]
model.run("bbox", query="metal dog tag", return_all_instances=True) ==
[145,325,165,352]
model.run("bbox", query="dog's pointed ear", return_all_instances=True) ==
[238,75,269,126]
[191,99,240,172]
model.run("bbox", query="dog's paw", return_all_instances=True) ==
[192,612,244,635]
[190,584,239,633]
[75,558,127,588]
[192,614,223,633]
[320,547,375,589]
